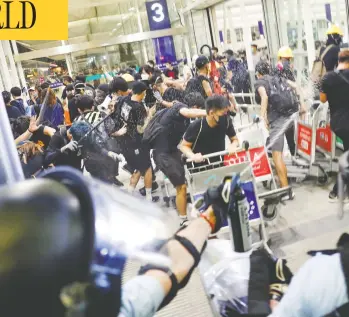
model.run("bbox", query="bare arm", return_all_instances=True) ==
[202,80,213,97]
[15,130,32,145]
[179,108,206,119]
[179,139,195,159]
[258,86,269,125]
[43,126,56,138]
[137,105,156,134]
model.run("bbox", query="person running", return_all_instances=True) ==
[320,50,349,202]
[113,81,156,201]
[179,95,239,162]
[150,92,207,225]
[185,55,213,99]
[255,61,298,199]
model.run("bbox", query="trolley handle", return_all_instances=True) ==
[186,141,249,163]
[236,116,260,131]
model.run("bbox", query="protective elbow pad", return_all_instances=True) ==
[173,233,207,289]
[138,264,179,309]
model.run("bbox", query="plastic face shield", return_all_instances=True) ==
[41,167,179,268]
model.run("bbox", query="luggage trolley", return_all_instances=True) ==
[185,149,270,251]
[287,103,333,184]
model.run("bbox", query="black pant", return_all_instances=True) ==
[332,129,349,195]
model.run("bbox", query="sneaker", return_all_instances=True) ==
[328,192,349,203]
[113,177,124,187]
[269,257,293,302]
[139,182,159,196]
[180,218,189,227]
[281,189,295,202]
[152,196,160,203]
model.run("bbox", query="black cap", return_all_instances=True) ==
[195,55,209,69]
[109,77,128,93]
[97,84,109,94]
[132,81,148,95]
[255,61,270,76]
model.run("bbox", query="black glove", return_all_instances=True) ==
[202,177,232,233]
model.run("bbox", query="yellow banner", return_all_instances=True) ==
[0,0,68,40]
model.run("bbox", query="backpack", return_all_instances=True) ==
[267,75,299,116]
[142,108,169,148]
[185,75,208,99]
[311,45,334,83]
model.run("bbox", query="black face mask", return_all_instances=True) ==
[282,60,291,69]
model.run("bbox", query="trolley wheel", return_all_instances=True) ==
[262,203,278,221]
[163,197,170,208]
[318,173,329,185]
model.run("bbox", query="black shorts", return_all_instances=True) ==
[155,150,185,187]
[123,146,152,174]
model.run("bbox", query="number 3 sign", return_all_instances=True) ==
[146,0,171,30]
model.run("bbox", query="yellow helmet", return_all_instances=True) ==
[327,24,344,36]
[278,46,294,59]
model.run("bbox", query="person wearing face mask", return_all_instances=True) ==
[113,81,156,202]
[251,44,261,67]
[179,94,239,166]
[275,46,296,82]
[320,25,343,72]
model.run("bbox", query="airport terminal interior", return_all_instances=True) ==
[2,0,349,316]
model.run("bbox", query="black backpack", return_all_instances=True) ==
[185,75,207,99]
[267,75,299,116]
[142,108,169,148]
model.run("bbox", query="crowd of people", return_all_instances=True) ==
[3,24,349,316]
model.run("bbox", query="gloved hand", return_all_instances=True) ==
[108,151,121,162]
[202,177,232,233]
[61,141,78,153]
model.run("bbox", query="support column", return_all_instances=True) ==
[136,5,149,63]
[179,10,192,68]
[0,41,13,91]
[210,6,220,49]
[303,0,316,70]
[61,40,73,77]
[240,1,254,71]
[3,41,20,88]
[275,0,289,46]
[11,40,27,89]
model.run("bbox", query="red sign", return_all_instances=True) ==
[224,151,248,166]
[224,146,271,179]
[249,146,272,178]
[297,123,312,156]
[316,125,332,153]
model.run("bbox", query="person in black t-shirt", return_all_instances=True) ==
[321,50,349,201]
[3,91,21,119]
[320,25,343,72]
[164,62,179,80]
[180,95,239,164]
[113,81,156,201]
[62,76,73,100]
[152,93,206,225]
[150,75,185,111]
[10,87,26,115]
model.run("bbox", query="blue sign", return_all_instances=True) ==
[193,181,260,226]
[325,3,332,22]
[219,30,224,43]
[258,21,264,36]
[146,0,177,66]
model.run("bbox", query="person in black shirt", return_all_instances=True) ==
[10,86,26,115]
[320,25,343,72]
[3,91,21,119]
[150,75,185,111]
[17,141,45,178]
[164,62,179,80]
[62,76,73,100]
[152,93,206,225]
[180,95,239,163]
[187,56,213,99]
[113,81,155,201]
[321,50,349,201]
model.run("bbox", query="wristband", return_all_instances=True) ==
[200,213,215,233]
[27,129,33,136]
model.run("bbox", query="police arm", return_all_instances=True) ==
[179,108,206,119]
[258,86,269,127]
[134,206,217,315]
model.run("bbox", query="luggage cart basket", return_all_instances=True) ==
[185,149,271,252]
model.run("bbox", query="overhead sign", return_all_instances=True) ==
[0,0,68,40]
[146,0,177,67]
[325,3,332,22]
